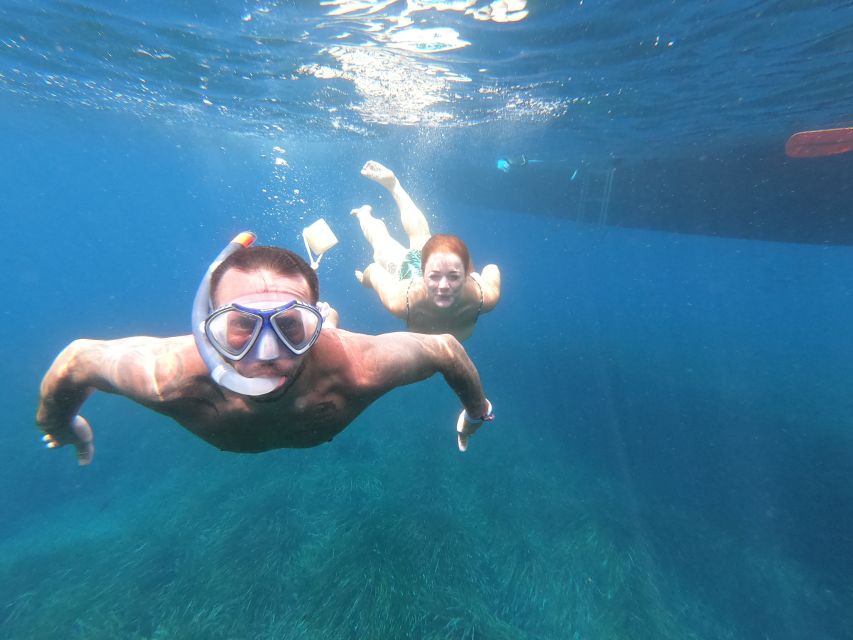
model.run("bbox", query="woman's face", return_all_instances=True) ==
[423,251,466,308]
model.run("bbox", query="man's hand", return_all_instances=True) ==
[348,331,491,450]
[41,415,95,466]
[455,400,494,452]
[36,335,193,466]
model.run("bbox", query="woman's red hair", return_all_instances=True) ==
[421,234,473,274]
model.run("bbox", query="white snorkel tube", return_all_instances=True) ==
[192,231,283,396]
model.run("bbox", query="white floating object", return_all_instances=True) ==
[303,218,339,269]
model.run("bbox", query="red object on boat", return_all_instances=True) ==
[785,127,853,158]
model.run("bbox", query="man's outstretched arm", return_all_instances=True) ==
[36,336,188,464]
[351,331,493,451]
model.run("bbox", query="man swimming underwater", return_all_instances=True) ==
[36,233,494,465]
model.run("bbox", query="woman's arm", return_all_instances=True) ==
[472,264,501,313]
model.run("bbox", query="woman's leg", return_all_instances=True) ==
[361,160,431,250]
[351,205,407,277]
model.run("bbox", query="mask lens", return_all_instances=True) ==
[206,309,261,358]
[272,305,320,352]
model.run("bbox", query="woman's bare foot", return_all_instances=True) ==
[360,160,398,190]
[350,204,373,220]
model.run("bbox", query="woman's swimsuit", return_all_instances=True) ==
[398,248,422,280]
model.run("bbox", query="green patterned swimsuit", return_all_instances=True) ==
[398,249,422,280]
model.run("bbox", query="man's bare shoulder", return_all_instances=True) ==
[313,327,453,391]
[310,328,373,376]
[102,335,201,367]
[149,336,210,400]
[91,334,209,402]
[315,327,416,359]
[84,334,196,355]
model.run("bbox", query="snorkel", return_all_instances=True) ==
[192,232,284,396]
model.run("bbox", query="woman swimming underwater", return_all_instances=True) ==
[352,161,501,341]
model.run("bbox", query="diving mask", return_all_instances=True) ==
[205,300,322,361]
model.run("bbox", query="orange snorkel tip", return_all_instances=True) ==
[232,231,256,248]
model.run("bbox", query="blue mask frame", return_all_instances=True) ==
[204,300,323,361]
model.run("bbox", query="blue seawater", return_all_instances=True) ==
[1,2,852,639]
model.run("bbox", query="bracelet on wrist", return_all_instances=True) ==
[464,399,494,424]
